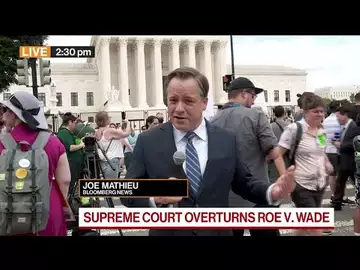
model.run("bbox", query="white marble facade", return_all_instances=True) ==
[90,36,229,113]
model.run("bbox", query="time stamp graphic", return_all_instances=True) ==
[19,46,95,58]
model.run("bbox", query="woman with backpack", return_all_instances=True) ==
[277,94,333,236]
[0,91,71,236]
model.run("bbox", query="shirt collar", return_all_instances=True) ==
[173,118,207,144]
[301,118,325,134]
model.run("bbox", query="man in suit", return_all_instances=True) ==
[121,67,295,236]
[332,104,360,210]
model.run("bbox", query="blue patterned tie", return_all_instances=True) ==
[185,132,202,197]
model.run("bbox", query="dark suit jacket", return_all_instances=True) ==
[121,121,270,236]
[339,120,360,172]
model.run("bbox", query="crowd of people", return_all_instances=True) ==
[266,92,360,235]
[0,93,168,236]
[1,66,360,236]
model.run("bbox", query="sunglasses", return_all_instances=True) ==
[244,90,257,99]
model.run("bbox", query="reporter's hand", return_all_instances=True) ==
[154,177,182,205]
[154,197,183,205]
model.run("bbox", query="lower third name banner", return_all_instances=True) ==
[79,179,188,198]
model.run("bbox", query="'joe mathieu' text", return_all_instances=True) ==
[83,181,139,190]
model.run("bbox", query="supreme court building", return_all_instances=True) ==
[3,35,307,128]
[89,35,229,118]
[4,36,229,125]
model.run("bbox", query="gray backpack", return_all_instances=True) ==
[0,131,51,235]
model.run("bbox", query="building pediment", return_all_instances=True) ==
[50,63,98,75]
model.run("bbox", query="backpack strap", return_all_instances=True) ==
[29,131,51,234]
[0,132,18,150]
[31,131,51,150]
[275,121,284,132]
[289,122,303,166]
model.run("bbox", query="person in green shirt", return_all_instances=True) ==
[56,112,85,198]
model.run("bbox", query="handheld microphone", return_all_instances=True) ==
[173,151,186,166]
[150,151,187,208]
[172,151,187,178]
[169,151,187,208]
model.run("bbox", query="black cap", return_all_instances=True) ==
[228,77,264,94]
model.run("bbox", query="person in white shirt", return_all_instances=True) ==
[323,100,341,200]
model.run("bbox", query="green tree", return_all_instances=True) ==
[0,35,48,92]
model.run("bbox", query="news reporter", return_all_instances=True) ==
[121,67,295,236]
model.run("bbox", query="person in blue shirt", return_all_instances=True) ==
[123,128,138,170]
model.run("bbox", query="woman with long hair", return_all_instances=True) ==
[0,91,71,236]
[144,115,159,131]
[94,111,130,179]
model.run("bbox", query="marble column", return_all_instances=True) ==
[135,38,148,108]
[117,37,130,109]
[213,41,223,104]
[203,40,213,99]
[218,41,228,104]
[187,40,196,68]
[152,39,165,108]
[99,37,112,104]
[169,39,180,71]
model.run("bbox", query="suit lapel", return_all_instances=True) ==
[341,120,355,143]
[197,121,221,198]
[157,122,178,176]
[157,121,223,200]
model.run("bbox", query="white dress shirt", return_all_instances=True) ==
[149,117,278,207]
[173,117,208,176]
[322,113,341,154]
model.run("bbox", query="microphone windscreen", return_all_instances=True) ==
[173,151,186,166]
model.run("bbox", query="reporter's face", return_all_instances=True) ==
[167,78,207,132]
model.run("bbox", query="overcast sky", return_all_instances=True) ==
[46,35,360,91]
